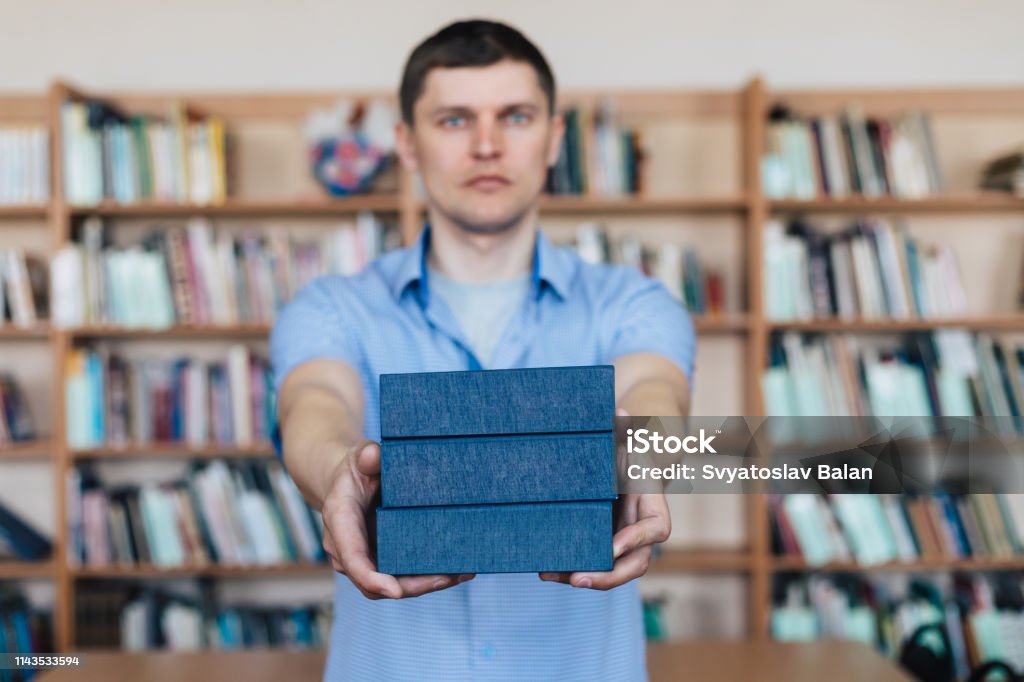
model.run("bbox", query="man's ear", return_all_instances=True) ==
[394,119,419,172]
[546,112,566,168]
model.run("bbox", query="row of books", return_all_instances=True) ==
[762,105,944,199]
[0,373,36,446]
[65,345,274,448]
[764,218,967,321]
[761,330,1018,421]
[773,573,1024,677]
[0,587,51,682]
[50,214,394,328]
[69,459,324,568]
[981,149,1024,197]
[546,101,645,196]
[771,493,1024,567]
[77,584,329,651]
[0,250,48,328]
[0,126,49,205]
[61,99,227,206]
[572,223,726,316]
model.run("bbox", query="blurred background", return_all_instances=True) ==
[1,1,1024,679]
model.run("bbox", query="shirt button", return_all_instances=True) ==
[480,643,496,659]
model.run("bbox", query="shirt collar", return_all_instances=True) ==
[389,225,571,305]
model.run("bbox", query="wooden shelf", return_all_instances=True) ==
[769,193,1024,214]
[0,440,53,460]
[0,204,48,219]
[538,195,748,214]
[767,315,1024,332]
[69,318,747,338]
[0,324,51,339]
[694,315,750,333]
[71,562,330,579]
[651,548,752,572]
[70,442,275,459]
[68,195,402,218]
[0,559,56,579]
[68,324,271,339]
[771,556,1024,573]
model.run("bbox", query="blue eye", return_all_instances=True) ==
[440,115,466,128]
[507,111,531,125]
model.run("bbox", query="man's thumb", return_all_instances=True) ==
[354,441,382,477]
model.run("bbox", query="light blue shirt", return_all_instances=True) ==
[270,226,696,682]
[428,267,531,368]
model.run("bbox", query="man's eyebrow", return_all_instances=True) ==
[428,102,541,117]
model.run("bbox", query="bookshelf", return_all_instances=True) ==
[0,77,1023,657]
[768,194,1024,213]
[0,559,57,580]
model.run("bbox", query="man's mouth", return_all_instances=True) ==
[465,175,511,191]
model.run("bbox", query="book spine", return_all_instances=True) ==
[381,432,616,507]
[376,501,612,574]
[379,366,615,438]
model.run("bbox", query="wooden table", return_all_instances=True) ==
[38,640,912,681]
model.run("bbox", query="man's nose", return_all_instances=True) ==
[472,116,503,159]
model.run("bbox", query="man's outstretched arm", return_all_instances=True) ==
[540,351,688,589]
[278,358,472,599]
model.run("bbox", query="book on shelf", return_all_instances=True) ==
[50,213,395,328]
[0,373,36,447]
[760,330,1024,422]
[77,583,330,651]
[771,493,1024,566]
[763,217,967,322]
[68,459,325,569]
[569,222,725,316]
[0,125,49,206]
[0,586,52,681]
[64,345,274,448]
[773,572,1024,677]
[60,97,227,206]
[980,149,1024,197]
[0,499,51,562]
[0,250,48,329]
[546,99,645,196]
[762,103,944,200]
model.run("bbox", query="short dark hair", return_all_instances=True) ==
[399,19,556,126]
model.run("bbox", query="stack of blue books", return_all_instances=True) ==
[376,366,617,574]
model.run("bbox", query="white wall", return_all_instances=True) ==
[1,0,1022,92]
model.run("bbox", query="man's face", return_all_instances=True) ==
[396,60,564,235]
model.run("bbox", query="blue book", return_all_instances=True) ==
[381,432,617,507]
[379,366,614,439]
[376,501,613,574]
[0,501,51,561]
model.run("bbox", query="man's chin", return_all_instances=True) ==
[449,206,531,235]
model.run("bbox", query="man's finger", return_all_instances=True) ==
[354,441,382,477]
[329,500,402,599]
[392,573,473,597]
[340,541,404,599]
[612,514,670,560]
[322,529,344,573]
[321,528,388,600]
[538,571,572,584]
[570,545,652,591]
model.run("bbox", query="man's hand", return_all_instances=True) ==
[321,440,475,599]
[538,491,670,590]
[539,406,671,590]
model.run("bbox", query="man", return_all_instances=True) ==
[271,19,695,681]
